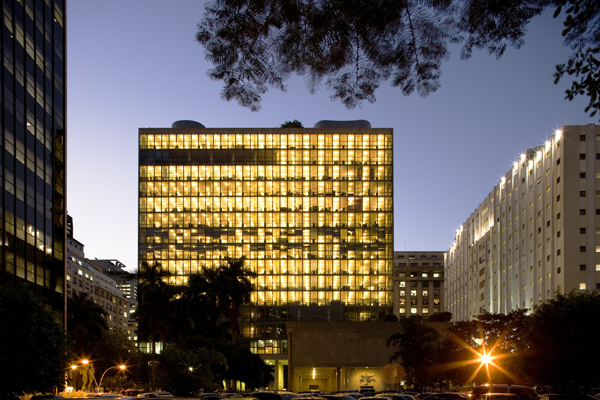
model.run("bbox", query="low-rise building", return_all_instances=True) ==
[66,218,130,334]
[393,251,444,318]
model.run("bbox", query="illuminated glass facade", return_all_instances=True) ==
[138,124,393,356]
[1,0,67,319]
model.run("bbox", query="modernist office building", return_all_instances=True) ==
[138,120,393,387]
[446,125,600,321]
[393,251,444,318]
[1,0,67,319]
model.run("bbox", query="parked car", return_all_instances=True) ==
[472,385,538,400]
[479,393,519,400]
[252,391,296,400]
[420,393,470,400]
[136,392,174,398]
[360,388,377,396]
[359,396,390,400]
[322,394,358,400]
[415,394,435,400]
[331,392,362,400]
[376,393,415,400]
[279,393,301,400]
[540,394,598,400]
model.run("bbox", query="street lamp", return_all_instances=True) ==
[479,351,492,366]
[70,359,99,392]
[97,364,126,394]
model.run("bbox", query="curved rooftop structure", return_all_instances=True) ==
[313,120,371,129]
[171,120,205,129]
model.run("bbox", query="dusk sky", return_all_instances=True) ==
[66,1,595,272]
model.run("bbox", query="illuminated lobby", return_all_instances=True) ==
[138,120,394,390]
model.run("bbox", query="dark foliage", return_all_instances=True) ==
[136,262,182,351]
[387,296,600,390]
[197,0,599,118]
[281,119,304,127]
[553,0,600,118]
[213,256,257,344]
[135,257,263,389]
[426,311,452,322]
[197,0,457,110]
[0,286,69,398]
[387,315,443,389]
[67,291,109,358]
[521,290,600,393]
[154,344,226,395]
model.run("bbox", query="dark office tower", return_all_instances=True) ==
[1,0,67,321]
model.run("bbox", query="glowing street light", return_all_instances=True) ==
[71,359,98,392]
[479,352,493,365]
[97,364,126,394]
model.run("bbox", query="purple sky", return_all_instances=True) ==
[66,1,595,272]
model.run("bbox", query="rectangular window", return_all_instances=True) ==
[580,265,587,271]
[580,172,586,178]
[580,135,586,141]
[580,283,587,290]
[580,154,586,160]
[580,191,587,197]
[580,209,586,215]
[580,246,586,252]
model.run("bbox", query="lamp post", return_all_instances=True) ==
[71,359,99,392]
[477,349,496,385]
[97,365,126,394]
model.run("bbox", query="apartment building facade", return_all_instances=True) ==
[66,236,131,334]
[92,259,138,341]
[393,251,444,318]
[138,120,394,388]
[446,125,600,321]
[1,0,67,320]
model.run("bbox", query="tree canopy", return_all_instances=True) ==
[521,291,600,393]
[387,292,600,391]
[197,0,599,117]
[0,286,69,398]
[67,291,109,358]
[135,258,265,390]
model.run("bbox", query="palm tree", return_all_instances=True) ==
[180,268,226,339]
[215,257,256,345]
[67,292,109,358]
[136,262,179,354]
